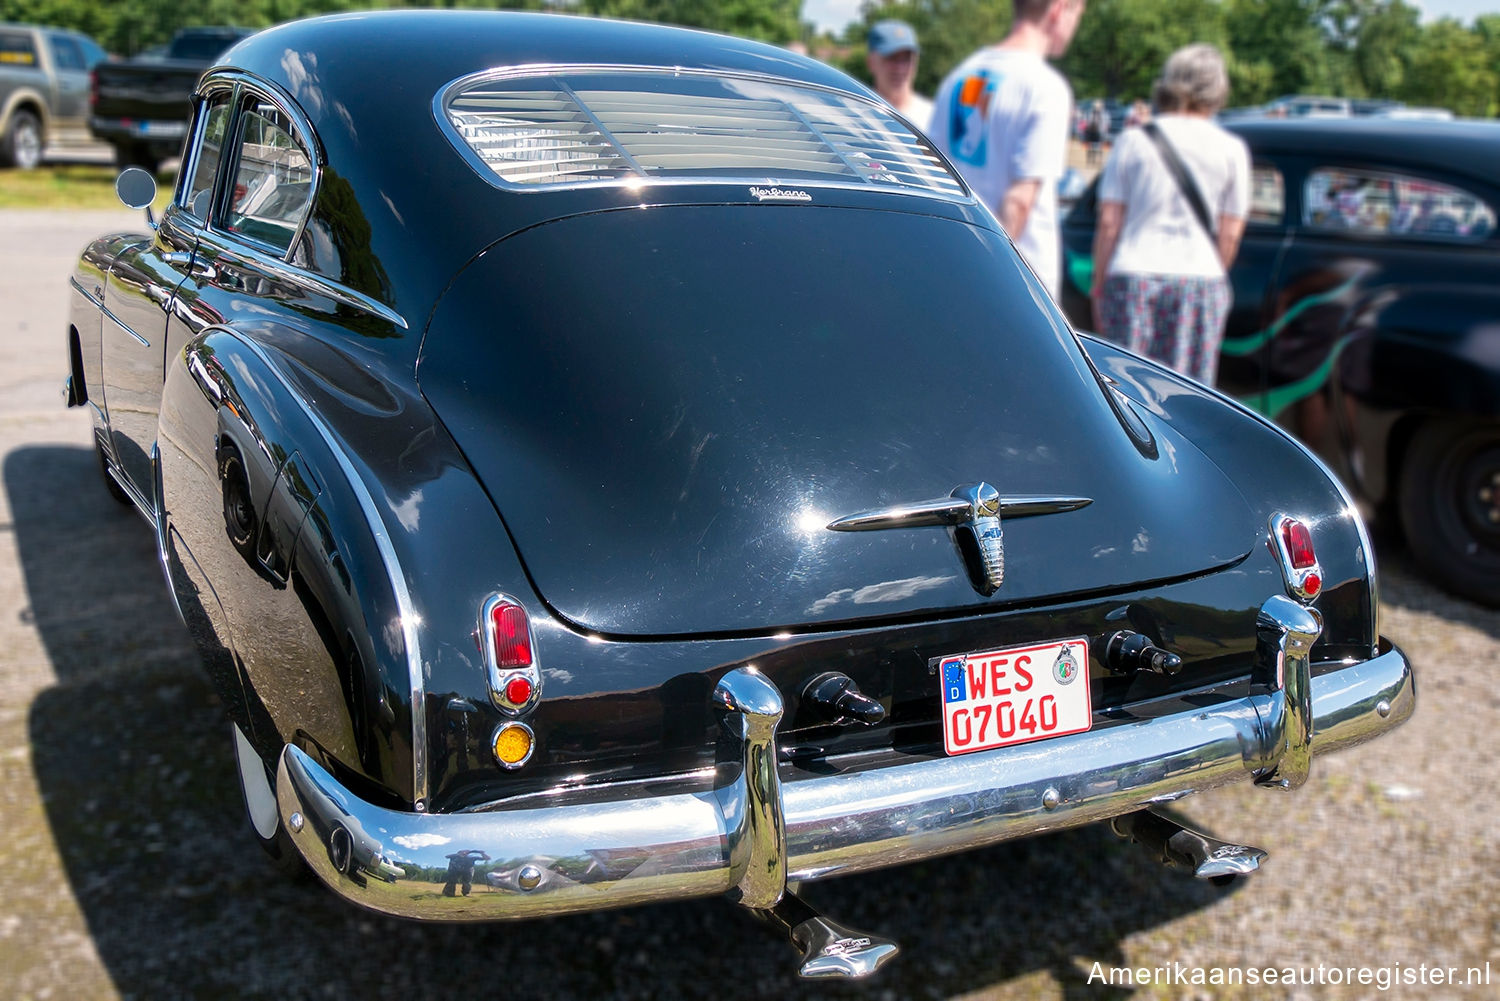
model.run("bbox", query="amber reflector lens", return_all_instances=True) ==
[504,675,533,705]
[1281,519,1317,570]
[493,723,533,766]
[491,602,532,668]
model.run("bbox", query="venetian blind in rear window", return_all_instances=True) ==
[441,68,963,197]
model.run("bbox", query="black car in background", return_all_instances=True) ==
[89,26,253,171]
[1061,118,1500,607]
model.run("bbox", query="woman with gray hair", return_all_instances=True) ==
[1088,43,1251,385]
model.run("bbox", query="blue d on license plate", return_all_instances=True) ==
[936,638,1091,755]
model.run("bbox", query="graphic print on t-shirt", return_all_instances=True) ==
[949,69,999,166]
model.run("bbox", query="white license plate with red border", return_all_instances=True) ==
[937,637,1092,755]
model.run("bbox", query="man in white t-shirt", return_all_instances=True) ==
[866,20,934,128]
[927,0,1086,298]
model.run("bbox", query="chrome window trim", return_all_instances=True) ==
[187,71,324,265]
[1079,332,1380,653]
[214,328,429,809]
[175,82,239,224]
[433,63,970,204]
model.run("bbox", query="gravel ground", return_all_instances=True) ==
[1,209,1496,1000]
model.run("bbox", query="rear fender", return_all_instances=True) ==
[1081,334,1379,660]
[158,327,421,807]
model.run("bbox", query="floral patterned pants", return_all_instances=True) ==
[1097,273,1231,386]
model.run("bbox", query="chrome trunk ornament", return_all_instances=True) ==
[826,483,1091,596]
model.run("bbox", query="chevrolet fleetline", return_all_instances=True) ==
[64,11,1413,979]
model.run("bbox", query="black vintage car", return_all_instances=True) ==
[65,11,1413,979]
[1060,118,1500,607]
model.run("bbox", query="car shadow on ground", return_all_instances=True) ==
[12,444,1234,1000]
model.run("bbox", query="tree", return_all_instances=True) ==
[1401,18,1497,117]
[1059,0,1227,100]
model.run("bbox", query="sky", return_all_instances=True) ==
[801,0,1500,35]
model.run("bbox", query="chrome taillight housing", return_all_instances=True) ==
[1270,514,1323,603]
[479,593,541,716]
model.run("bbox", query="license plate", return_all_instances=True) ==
[137,121,185,138]
[936,637,1091,755]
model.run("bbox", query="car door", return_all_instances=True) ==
[100,89,233,503]
[1213,157,1293,402]
[44,33,89,134]
[1256,161,1499,451]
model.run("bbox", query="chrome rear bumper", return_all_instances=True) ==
[276,596,1414,921]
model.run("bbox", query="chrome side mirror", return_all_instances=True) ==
[115,167,157,227]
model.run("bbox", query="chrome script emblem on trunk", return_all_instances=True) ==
[826,483,1091,596]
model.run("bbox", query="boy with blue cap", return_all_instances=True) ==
[867,20,933,127]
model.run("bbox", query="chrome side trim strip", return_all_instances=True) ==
[150,442,187,628]
[220,331,428,809]
[100,301,150,348]
[68,274,103,308]
[276,635,1413,921]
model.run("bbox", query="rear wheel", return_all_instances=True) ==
[1398,418,1500,606]
[1,109,43,170]
[220,446,257,556]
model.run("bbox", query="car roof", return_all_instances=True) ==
[1227,117,1500,176]
[200,10,981,336]
[224,10,864,108]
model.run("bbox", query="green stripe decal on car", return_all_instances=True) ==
[1220,275,1360,357]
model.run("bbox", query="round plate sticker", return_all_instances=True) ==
[1054,647,1080,685]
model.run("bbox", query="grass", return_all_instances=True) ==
[0,164,176,210]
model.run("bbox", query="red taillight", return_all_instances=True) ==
[490,601,532,668]
[1281,519,1317,569]
[504,675,533,705]
[1271,514,1322,604]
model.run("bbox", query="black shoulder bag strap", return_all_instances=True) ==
[1142,122,1216,240]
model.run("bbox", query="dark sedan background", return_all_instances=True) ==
[1061,117,1500,609]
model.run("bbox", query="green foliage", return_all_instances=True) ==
[0,0,802,53]
[1403,18,1498,116]
[6,0,1498,114]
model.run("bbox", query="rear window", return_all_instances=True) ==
[0,30,37,66]
[440,68,963,198]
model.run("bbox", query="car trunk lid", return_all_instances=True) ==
[420,203,1256,636]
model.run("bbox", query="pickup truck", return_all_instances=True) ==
[0,22,108,169]
[90,26,252,172]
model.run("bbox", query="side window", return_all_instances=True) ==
[1248,164,1284,226]
[1305,166,1495,241]
[0,31,38,68]
[78,37,107,70]
[48,35,85,71]
[183,93,233,222]
[223,100,315,255]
